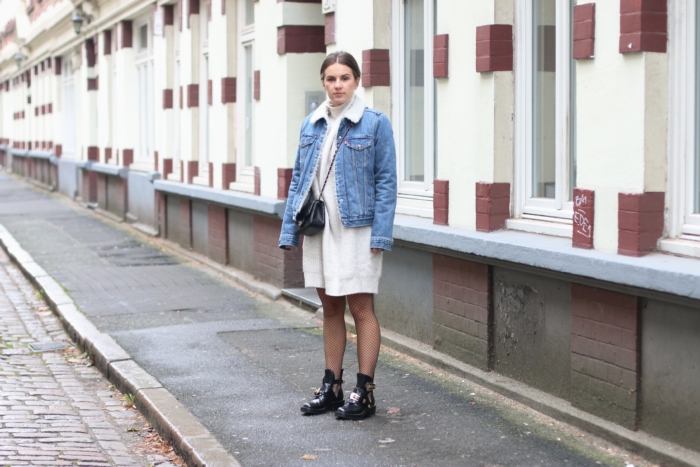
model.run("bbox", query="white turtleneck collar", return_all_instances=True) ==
[311,94,366,124]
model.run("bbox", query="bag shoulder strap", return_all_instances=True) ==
[318,121,353,199]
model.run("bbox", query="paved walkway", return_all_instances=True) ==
[0,243,183,466]
[0,174,658,467]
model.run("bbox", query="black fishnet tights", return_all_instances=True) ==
[317,289,381,387]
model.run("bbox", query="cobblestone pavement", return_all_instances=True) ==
[0,247,184,467]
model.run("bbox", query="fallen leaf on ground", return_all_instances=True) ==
[386,407,400,415]
[301,454,318,460]
[378,438,395,444]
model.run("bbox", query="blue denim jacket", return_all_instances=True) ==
[278,96,397,250]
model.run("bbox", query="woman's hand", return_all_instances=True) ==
[281,245,292,251]
[371,248,383,254]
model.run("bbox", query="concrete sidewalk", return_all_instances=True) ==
[0,173,670,467]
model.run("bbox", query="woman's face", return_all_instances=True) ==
[322,62,360,107]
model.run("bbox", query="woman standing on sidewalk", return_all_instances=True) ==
[279,51,397,420]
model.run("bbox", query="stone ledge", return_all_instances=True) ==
[154,179,286,218]
[90,162,128,178]
[394,214,700,302]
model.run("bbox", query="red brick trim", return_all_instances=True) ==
[253,71,260,100]
[574,3,595,59]
[222,163,236,188]
[221,0,226,15]
[164,5,174,25]
[619,0,667,54]
[188,0,200,28]
[475,24,513,72]
[122,149,134,167]
[48,103,53,114]
[187,160,199,184]
[180,86,183,109]
[121,21,133,48]
[87,77,98,91]
[277,168,293,200]
[208,162,214,187]
[571,284,640,428]
[207,80,213,105]
[324,12,335,45]
[187,84,199,108]
[618,192,664,257]
[85,38,96,67]
[573,188,595,249]
[277,25,325,54]
[87,146,99,162]
[277,0,321,2]
[54,57,61,75]
[208,204,228,264]
[362,49,390,87]
[254,167,261,196]
[154,151,159,172]
[163,158,173,176]
[163,89,173,109]
[433,179,449,226]
[221,77,236,103]
[104,147,112,163]
[102,30,112,56]
[433,34,449,78]
[54,145,62,158]
[476,182,510,232]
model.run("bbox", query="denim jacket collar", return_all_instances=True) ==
[310,95,366,125]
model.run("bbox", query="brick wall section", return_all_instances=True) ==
[222,77,236,103]
[87,146,99,162]
[123,149,134,167]
[277,168,293,200]
[187,84,199,107]
[573,188,594,249]
[187,160,199,184]
[573,3,595,59]
[362,49,390,87]
[104,148,112,163]
[618,192,664,257]
[619,0,667,54]
[253,215,303,288]
[476,182,510,232]
[433,179,449,225]
[222,163,236,188]
[571,284,639,429]
[163,89,173,109]
[85,38,96,67]
[476,25,513,72]
[103,30,112,55]
[208,204,227,264]
[324,12,335,45]
[208,162,214,187]
[121,21,133,48]
[277,26,325,54]
[55,145,62,158]
[254,71,260,100]
[208,79,213,105]
[179,198,192,248]
[433,34,449,78]
[87,78,98,91]
[163,158,173,177]
[433,254,491,370]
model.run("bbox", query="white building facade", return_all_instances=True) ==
[0,0,699,456]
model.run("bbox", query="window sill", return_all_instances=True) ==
[393,214,700,302]
[505,218,572,238]
[658,237,700,259]
[166,173,181,182]
[191,176,210,187]
[228,181,255,194]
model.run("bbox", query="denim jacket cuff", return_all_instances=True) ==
[370,236,393,251]
[279,234,300,249]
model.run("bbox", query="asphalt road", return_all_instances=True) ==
[0,174,655,467]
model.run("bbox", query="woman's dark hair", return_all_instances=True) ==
[320,51,361,80]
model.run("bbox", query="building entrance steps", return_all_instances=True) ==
[0,174,689,467]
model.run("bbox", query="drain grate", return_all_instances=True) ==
[29,341,71,352]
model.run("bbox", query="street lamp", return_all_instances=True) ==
[71,11,84,35]
[14,52,25,70]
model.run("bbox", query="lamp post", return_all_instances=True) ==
[71,11,84,35]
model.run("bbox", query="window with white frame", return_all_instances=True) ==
[134,17,155,168]
[513,0,576,232]
[392,0,436,217]
[665,0,700,246]
[232,0,255,191]
[197,5,210,182]
[62,57,77,157]
[169,11,182,180]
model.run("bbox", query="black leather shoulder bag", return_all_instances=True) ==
[295,122,354,237]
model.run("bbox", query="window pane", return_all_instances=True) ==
[140,24,148,52]
[245,45,253,167]
[532,0,556,199]
[404,0,424,182]
[245,0,255,26]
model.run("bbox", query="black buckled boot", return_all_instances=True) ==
[335,373,376,420]
[301,369,344,415]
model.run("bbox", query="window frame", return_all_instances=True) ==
[133,15,155,169]
[391,0,436,218]
[513,0,575,230]
[194,6,211,185]
[61,56,77,158]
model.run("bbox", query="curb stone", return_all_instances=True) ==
[0,224,241,467]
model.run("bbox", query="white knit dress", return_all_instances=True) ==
[302,97,383,296]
